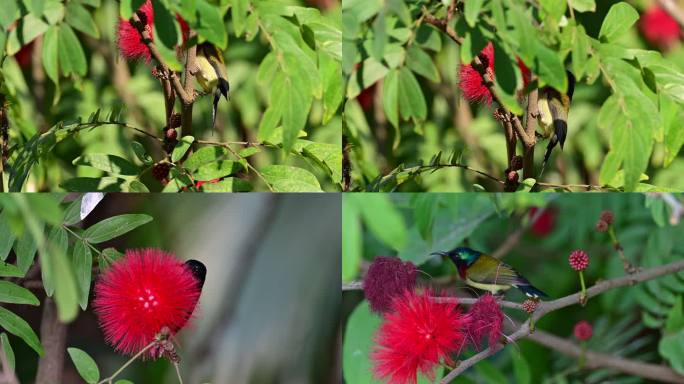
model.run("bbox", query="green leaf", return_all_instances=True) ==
[151,0,182,71]
[406,45,440,83]
[14,230,39,275]
[342,200,361,282]
[347,194,407,250]
[464,0,485,27]
[0,263,24,278]
[24,195,63,226]
[196,0,227,48]
[320,52,344,125]
[68,347,100,384]
[99,248,125,270]
[61,177,128,192]
[398,66,426,121]
[659,331,684,375]
[342,301,381,382]
[282,72,313,153]
[82,214,153,244]
[199,178,252,192]
[115,381,134,384]
[51,239,79,322]
[599,2,639,43]
[43,226,68,297]
[72,241,92,310]
[0,211,16,261]
[535,42,567,92]
[383,69,399,129]
[0,0,19,29]
[172,136,195,162]
[371,10,386,61]
[131,141,153,166]
[510,349,531,384]
[231,0,249,37]
[0,307,43,356]
[65,2,99,38]
[571,0,596,12]
[0,281,40,306]
[193,161,244,181]
[63,196,84,226]
[120,0,146,19]
[260,165,322,192]
[42,24,59,87]
[184,146,229,171]
[57,24,87,76]
[301,142,343,183]
[0,333,15,374]
[571,25,589,80]
[73,154,139,176]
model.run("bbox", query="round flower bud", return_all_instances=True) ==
[568,250,589,271]
[573,320,593,341]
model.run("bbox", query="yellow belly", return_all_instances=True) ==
[465,278,512,294]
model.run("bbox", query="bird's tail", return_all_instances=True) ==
[514,278,548,298]
[211,88,221,134]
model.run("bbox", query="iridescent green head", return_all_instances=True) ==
[431,246,481,266]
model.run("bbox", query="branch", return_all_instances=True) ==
[523,87,538,178]
[129,13,193,104]
[440,258,684,382]
[528,330,684,383]
[35,298,67,384]
[377,162,505,191]
[651,192,684,225]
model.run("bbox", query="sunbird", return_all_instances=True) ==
[431,247,547,298]
[537,70,576,176]
[195,43,230,130]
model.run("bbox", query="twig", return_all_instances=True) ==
[523,87,538,178]
[97,341,156,384]
[0,93,7,193]
[35,298,67,384]
[440,258,684,382]
[342,281,363,291]
[0,338,19,384]
[528,329,684,383]
[196,140,275,192]
[651,192,684,225]
[491,206,547,259]
[606,225,638,274]
[378,162,506,189]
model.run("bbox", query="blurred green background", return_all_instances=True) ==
[6,193,340,384]
[342,193,684,383]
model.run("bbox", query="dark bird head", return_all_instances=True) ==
[431,246,481,266]
[185,259,207,291]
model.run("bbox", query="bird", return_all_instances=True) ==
[195,43,230,131]
[185,259,207,291]
[431,247,547,298]
[537,70,575,177]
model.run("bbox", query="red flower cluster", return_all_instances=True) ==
[117,0,190,62]
[639,6,681,50]
[464,294,503,349]
[372,290,465,384]
[573,320,593,341]
[93,248,202,358]
[521,299,539,314]
[529,207,556,236]
[600,210,614,225]
[568,250,589,271]
[459,43,531,104]
[363,256,417,313]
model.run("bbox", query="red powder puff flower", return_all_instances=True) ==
[529,207,556,236]
[464,294,503,349]
[93,248,202,358]
[372,290,465,384]
[459,43,531,105]
[600,210,614,225]
[569,250,589,271]
[639,6,681,50]
[14,41,34,69]
[573,320,593,341]
[117,0,190,62]
[363,256,417,313]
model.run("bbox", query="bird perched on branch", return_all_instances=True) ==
[431,247,547,298]
[195,43,230,130]
[537,70,575,176]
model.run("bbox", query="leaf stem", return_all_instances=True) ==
[97,341,156,384]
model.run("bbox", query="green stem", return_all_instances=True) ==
[174,362,183,384]
[97,341,156,384]
[62,225,103,257]
[578,342,586,369]
[579,271,587,305]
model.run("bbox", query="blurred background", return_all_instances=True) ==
[342,193,684,383]
[6,194,340,384]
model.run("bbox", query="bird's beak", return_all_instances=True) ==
[430,251,448,258]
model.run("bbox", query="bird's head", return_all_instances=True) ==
[430,246,481,267]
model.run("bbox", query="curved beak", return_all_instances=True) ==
[430,251,448,258]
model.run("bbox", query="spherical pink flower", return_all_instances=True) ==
[372,290,465,384]
[569,250,589,271]
[459,43,531,105]
[363,256,417,313]
[93,248,202,358]
[117,0,191,62]
[521,299,539,314]
[464,294,503,349]
[595,220,608,233]
[573,320,593,341]
[600,210,614,225]
[639,6,681,50]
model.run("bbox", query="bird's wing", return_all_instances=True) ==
[466,254,521,286]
